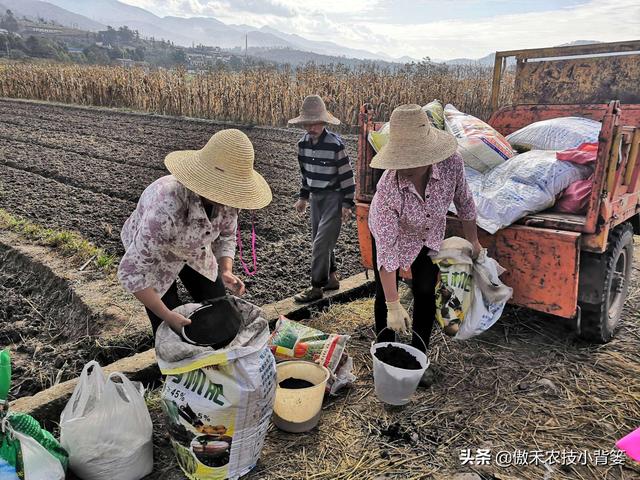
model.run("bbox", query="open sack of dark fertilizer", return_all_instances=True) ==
[155,297,276,480]
[268,317,356,394]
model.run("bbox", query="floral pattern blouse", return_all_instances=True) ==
[368,153,476,272]
[118,175,238,296]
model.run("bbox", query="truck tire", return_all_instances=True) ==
[578,223,634,343]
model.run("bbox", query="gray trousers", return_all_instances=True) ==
[310,190,342,288]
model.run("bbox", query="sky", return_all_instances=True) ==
[119,0,640,60]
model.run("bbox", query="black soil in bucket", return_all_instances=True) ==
[279,378,315,389]
[375,345,422,370]
[182,296,242,348]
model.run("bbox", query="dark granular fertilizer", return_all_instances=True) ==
[279,378,315,389]
[374,345,422,370]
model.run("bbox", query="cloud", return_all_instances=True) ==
[128,0,295,18]
[120,0,640,60]
[225,0,295,17]
[324,0,640,60]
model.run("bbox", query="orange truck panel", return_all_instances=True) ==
[446,221,581,318]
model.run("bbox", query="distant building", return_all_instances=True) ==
[115,58,149,69]
[19,20,90,43]
[67,47,84,57]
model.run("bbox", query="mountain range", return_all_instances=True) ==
[4,0,423,62]
[1,0,601,65]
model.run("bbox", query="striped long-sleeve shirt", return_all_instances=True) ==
[297,129,355,208]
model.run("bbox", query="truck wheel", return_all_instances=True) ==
[578,223,634,343]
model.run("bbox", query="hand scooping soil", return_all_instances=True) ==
[374,345,422,369]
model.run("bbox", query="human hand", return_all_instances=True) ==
[221,270,246,296]
[294,198,308,215]
[471,240,482,260]
[385,300,412,335]
[341,207,352,223]
[164,311,191,333]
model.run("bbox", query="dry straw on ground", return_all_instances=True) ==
[148,281,640,479]
[0,63,514,130]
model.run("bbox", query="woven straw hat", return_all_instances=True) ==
[165,129,272,210]
[370,104,457,169]
[288,95,340,126]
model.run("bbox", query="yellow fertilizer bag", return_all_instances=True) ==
[432,237,474,336]
[422,100,445,130]
[368,122,390,153]
[155,298,276,480]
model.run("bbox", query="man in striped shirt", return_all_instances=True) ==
[288,95,355,303]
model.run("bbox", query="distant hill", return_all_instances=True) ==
[246,47,405,69]
[44,0,408,61]
[444,40,603,66]
[1,0,105,31]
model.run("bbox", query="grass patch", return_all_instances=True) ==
[0,208,115,273]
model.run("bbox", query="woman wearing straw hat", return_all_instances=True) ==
[117,129,272,334]
[368,104,481,386]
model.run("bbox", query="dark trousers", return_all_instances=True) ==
[372,239,439,353]
[310,191,342,287]
[146,264,226,334]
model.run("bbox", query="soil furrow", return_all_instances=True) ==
[0,164,134,254]
[0,99,363,305]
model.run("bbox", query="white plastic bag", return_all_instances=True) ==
[60,361,153,480]
[470,150,592,233]
[444,104,515,172]
[455,250,513,341]
[13,431,65,480]
[506,117,601,151]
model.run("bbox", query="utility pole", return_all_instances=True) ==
[245,34,247,59]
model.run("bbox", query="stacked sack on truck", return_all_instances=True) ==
[505,117,601,151]
[463,150,593,233]
[443,104,516,172]
[447,112,602,231]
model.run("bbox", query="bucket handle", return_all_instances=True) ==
[375,327,427,353]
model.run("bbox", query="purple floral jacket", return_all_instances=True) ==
[117,175,238,296]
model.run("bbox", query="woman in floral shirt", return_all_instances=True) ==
[368,105,481,386]
[118,129,272,334]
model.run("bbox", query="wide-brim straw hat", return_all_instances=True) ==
[370,104,457,169]
[288,94,340,126]
[165,129,272,210]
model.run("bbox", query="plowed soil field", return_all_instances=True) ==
[0,99,363,305]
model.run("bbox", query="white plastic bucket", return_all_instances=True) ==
[370,330,428,406]
[272,361,330,433]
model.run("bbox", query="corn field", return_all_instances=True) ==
[0,63,514,129]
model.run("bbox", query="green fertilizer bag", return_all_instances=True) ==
[0,350,68,480]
